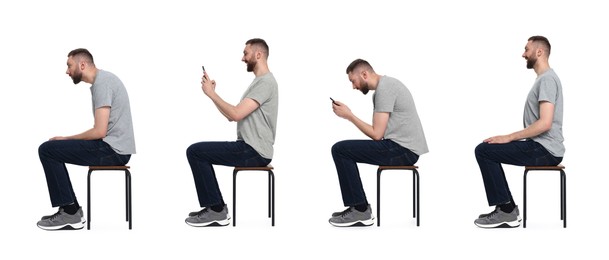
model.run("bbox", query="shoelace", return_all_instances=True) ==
[339,207,354,217]
[197,208,209,217]
[49,210,63,221]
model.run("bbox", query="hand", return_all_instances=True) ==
[201,71,216,96]
[484,135,513,144]
[49,136,68,141]
[332,101,352,120]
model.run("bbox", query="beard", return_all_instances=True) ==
[359,82,370,95]
[246,59,256,72]
[526,56,537,69]
[70,71,83,84]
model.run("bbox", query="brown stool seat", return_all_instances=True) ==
[232,165,275,226]
[377,165,420,226]
[523,164,566,228]
[87,165,132,230]
[524,165,565,170]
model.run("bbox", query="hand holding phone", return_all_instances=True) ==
[330,97,338,105]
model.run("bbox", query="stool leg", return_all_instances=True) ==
[125,170,129,222]
[126,170,132,230]
[87,169,93,230]
[233,169,238,227]
[268,171,271,218]
[270,170,275,226]
[562,170,566,228]
[377,168,381,227]
[412,170,416,219]
[414,169,420,226]
[523,169,528,228]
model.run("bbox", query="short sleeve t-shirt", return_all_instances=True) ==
[373,76,428,155]
[237,72,278,159]
[91,70,136,155]
[523,68,564,157]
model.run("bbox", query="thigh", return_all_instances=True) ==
[39,139,126,166]
[187,141,269,167]
[332,139,418,166]
[476,140,559,166]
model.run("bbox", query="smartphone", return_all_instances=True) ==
[201,66,205,73]
[330,97,337,105]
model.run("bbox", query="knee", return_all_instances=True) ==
[474,142,489,157]
[38,140,55,157]
[186,143,199,159]
[331,140,347,157]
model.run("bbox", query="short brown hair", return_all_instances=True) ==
[68,48,95,64]
[245,38,269,58]
[528,36,551,56]
[346,59,374,74]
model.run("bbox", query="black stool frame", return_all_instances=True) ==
[87,166,132,230]
[377,165,419,226]
[232,166,274,226]
[523,165,566,228]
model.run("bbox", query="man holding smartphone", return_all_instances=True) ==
[329,59,428,227]
[37,48,136,230]
[185,38,278,227]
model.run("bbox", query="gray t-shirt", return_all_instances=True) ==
[373,76,429,155]
[237,72,278,159]
[523,68,564,157]
[91,70,136,155]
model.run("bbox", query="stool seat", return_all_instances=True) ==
[523,164,566,228]
[524,165,564,170]
[234,165,273,171]
[87,165,132,230]
[89,165,131,170]
[378,165,418,170]
[233,165,275,226]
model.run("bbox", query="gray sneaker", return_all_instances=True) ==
[474,206,521,228]
[478,206,522,222]
[329,206,374,227]
[37,208,86,230]
[185,206,230,227]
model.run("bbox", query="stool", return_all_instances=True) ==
[87,165,132,230]
[232,165,274,226]
[377,165,419,226]
[523,164,566,228]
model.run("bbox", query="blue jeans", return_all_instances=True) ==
[475,139,562,206]
[332,139,419,206]
[39,139,131,207]
[186,141,271,207]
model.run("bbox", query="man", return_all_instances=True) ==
[329,59,428,227]
[37,48,136,230]
[185,38,278,227]
[474,36,564,228]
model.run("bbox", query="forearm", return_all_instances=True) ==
[348,115,382,140]
[507,121,551,141]
[208,92,238,122]
[64,128,106,140]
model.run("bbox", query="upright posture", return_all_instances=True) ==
[474,36,564,228]
[185,38,278,227]
[329,59,428,227]
[38,48,136,230]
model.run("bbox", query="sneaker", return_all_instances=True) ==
[474,206,521,228]
[478,206,522,221]
[185,206,230,227]
[37,208,86,230]
[329,206,374,227]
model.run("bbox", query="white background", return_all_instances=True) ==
[1,0,606,259]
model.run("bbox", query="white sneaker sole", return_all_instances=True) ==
[474,219,520,228]
[37,219,86,231]
[329,217,375,227]
[185,216,231,227]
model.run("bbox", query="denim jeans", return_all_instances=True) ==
[186,140,271,207]
[475,139,562,206]
[39,139,131,207]
[332,139,419,206]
